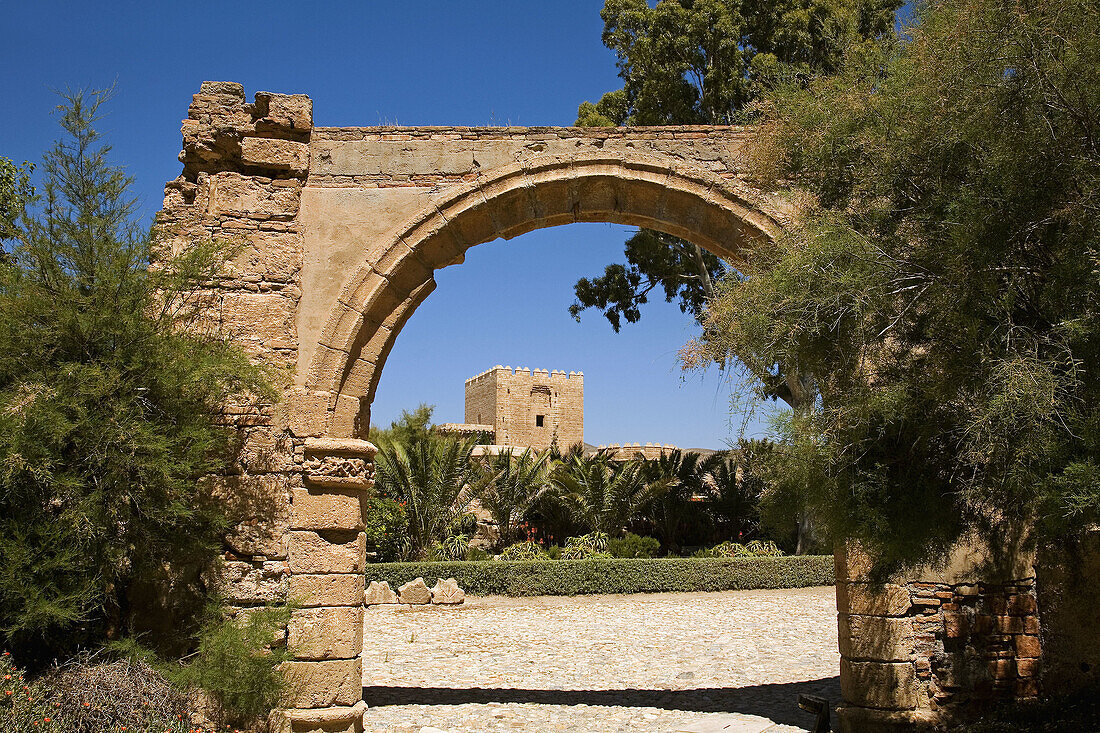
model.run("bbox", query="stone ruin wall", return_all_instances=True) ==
[156,82,1055,733]
[157,81,374,729]
[834,544,1042,731]
[464,366,583,451]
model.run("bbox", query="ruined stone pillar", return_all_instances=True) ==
[158,82,372,731]
[834,542,1041,732]
[281,438,374,732]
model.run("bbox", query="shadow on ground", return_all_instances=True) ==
[364,676,841,729]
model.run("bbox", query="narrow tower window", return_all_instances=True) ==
[536,415,545,427]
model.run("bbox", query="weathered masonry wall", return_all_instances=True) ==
[835,544,1041,731]
[157,83,1050,733]
[464,366,584,451]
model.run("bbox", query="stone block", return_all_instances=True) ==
[1007,593,1037,616]
[207,474,291,558]
[227,230,303,284]
[255,92,313,132]
[237,427,297,473]
[838,614,914,662]
[281,388,334,438]
[223,560,289,604]
[291,487,365,531]
[289,606,364,660]
[208,171,302,218]
[365,580,399,605]
[837,582,912,617]
[840,659,920,710]
[1016,658,1040,677]
[1015,634,1041,659]
[242,137,310,174]
[218,290,297,349]
[289,573,365,607]
[279,701,366,733]
[431,578,465,605]
[288,531,365,575]
[397,577,431,604]
[836,706,938,733]
[199,80,246,100]
[282,658,362,708]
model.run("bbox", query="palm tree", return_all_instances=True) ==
[701,452,761,544]
[472,448,552,550]
[374,433,477,558]
[643,450,706,554]
[551,451,668,536]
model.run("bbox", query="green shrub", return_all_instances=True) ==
[0,90,276,667]
[179,605,292,728]
[429,534,470,561]
[365,555,834,596]
[546,545,564,560]
[363,497,408,562]
[608,533,661,558]
[693,540,784,558]
[498,541,549,560]
[560,545,612,560]
[565,531,609,551]
[465,546,491,562]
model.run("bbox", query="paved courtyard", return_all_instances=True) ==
[361,586,840,732]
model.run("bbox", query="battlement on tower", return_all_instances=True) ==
[466,365,583,385]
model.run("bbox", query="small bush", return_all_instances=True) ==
[179,605,292,728]
[1,651,192,733]
[566,531,610,552]
[363,497,408,562]
[428,534,470,561]
[498,541,548,561]
[608,533,661,558]
[693,540,784,558]
[560,545,612,560]
[365,555,834,596]
[546,545,564,560]
[465,546,491,561]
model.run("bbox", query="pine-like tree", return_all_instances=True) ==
[0,89,275,666]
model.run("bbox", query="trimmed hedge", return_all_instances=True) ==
[364,555,834,597]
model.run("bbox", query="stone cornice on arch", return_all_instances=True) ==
[306,151,792,418]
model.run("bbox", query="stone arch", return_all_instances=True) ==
[305,152,790,437]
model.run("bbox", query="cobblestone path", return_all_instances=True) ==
[361,586,839,732]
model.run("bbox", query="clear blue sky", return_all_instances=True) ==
[2,0,780,448]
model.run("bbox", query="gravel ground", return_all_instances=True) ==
[361,586,840,732]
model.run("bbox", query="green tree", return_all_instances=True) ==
[0,157,32,246]
[368,403,435,446]
[374,433,478,558]
[0,89,275,665]
[472,448,552,550]
[698,451,763,544]
[552,452,668,536]
[694,0,1100,573]
[571,0,900,347]
[641,449,706,553]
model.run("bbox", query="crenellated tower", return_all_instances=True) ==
[463,366,583,451]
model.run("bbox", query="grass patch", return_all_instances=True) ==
[365,555,834,596]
